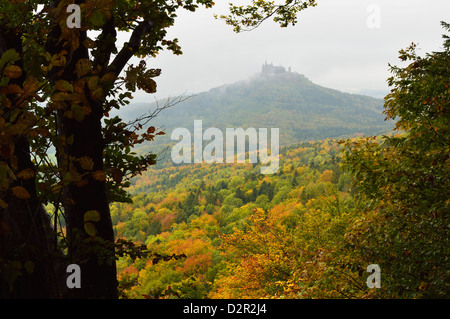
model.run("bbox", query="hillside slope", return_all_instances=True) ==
[118,63,393,146]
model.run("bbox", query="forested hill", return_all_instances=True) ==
[119,63,393,146]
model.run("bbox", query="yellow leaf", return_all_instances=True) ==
[73,79,86,94]
[16,168,35,180]
[0,84,23,95]
[1,97,12,108]
[92,170,106,181]
[24,260,34,274]
[0,199,8,209]
[23,76,39,94]
[75,178,88,187]
[75,59,92,78]
[89,87,104,101]
[52,92,72,102]
[84,210,101,222]
[84,222,97,237]
[3,65,22,79]
[71,104,85,122]
[51,184,63,194]
[79,156,94,171]
[100,72,116,84]
[87,76,99,91]
[55,80,73,92]
[11,186,31,199]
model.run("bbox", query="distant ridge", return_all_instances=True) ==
[119,64,394,146]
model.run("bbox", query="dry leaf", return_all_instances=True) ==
[92,170,106,181]
[11,186,31,199]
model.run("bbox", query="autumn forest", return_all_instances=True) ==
[0,1,448,301]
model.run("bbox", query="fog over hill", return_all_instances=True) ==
[116,63,394,147]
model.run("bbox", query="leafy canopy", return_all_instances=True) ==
[340,21,450,298]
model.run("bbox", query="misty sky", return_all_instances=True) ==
[122,0,450,102]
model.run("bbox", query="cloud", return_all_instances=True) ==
[120,0,450,102]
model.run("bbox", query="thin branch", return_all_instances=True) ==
[107,20,154,77]
[126,94,192,130]
[421,112,450,147]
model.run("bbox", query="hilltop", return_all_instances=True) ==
[118,63,393,147]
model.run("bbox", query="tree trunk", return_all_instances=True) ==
[61,96,118,299]
[0,28,63,298]
[46,13,118,299]
[0,138,64,298]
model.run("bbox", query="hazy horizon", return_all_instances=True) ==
[113,0,449,103]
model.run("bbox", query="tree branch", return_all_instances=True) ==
[93,15,117,73]
[107,20,154,76]
[126,94,192,130]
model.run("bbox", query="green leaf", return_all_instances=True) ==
[55,80,74,92]
[75,59,92,78]
[84,210,101,222]
[84,222,97,236]
[24,261,34,274]
[89,10,106,27]
[0,49,20,70]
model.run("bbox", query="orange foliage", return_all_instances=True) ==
[318,169,333,183]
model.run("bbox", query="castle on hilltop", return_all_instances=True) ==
[261,61,292,74]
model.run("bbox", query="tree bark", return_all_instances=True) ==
[62,98,118,299]
[42,1,154,298]
[0,27,63,298]
[46,11,118,299]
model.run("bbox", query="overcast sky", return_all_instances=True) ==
[122,0,450,102]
